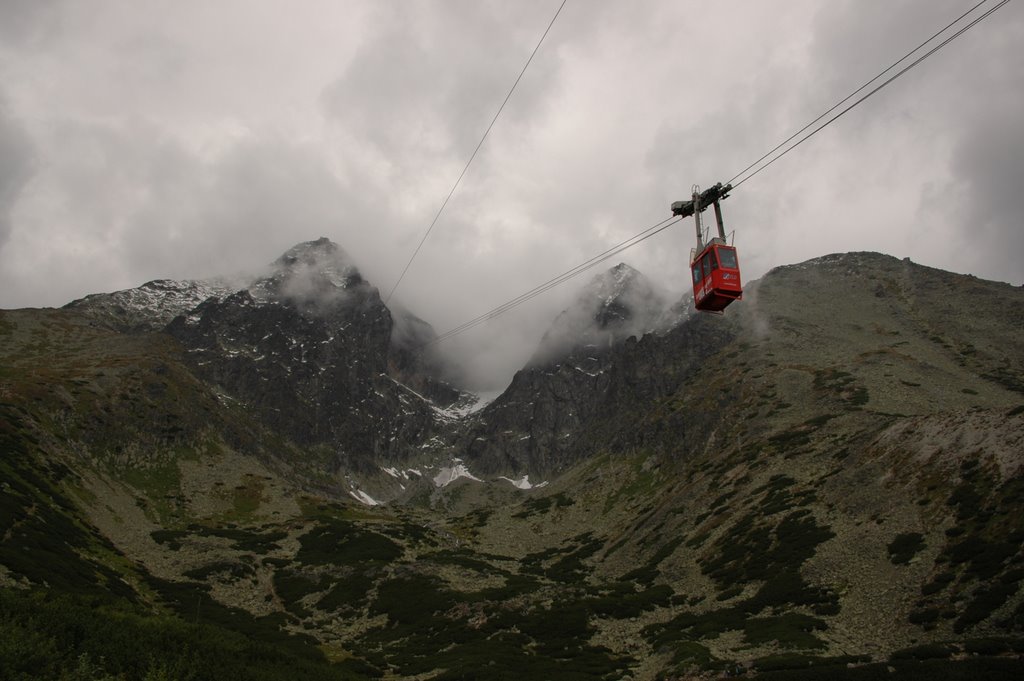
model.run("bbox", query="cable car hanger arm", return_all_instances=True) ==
[673,181,742,313]
[670,182,731,219]
[673,181,732,252]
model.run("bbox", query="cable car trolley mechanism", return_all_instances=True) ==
[672,182,742,313]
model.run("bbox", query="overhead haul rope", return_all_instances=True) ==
[728,0,1010,188]
[424,0,1009,346]
[384,0,568,305]
[425,215,680,346]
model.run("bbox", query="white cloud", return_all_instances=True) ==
[0,0,1019,386]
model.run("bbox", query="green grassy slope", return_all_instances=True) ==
[1,254,1023,679]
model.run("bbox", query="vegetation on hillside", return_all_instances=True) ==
[2,255,1023,679]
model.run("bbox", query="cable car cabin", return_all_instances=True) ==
[690,240,742,312]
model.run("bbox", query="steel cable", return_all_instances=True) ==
[384,0,568,305]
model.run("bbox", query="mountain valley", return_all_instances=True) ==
[1,240,1023,680]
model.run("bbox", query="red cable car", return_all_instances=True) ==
[690,241,742,312]
[672,182,742,313]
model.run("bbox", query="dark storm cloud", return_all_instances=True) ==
[808,0,1024,285]
[0,96,34,250]
[120,135,359,284]
[49,121,382,300]
[942,13,1024,286]
[0,1,1018,386]
[0,0,65,47]
[950,108,1024,284]
[321,1,563,169]
[312,1,592,386]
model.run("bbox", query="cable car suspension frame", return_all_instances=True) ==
[672,182,743,313]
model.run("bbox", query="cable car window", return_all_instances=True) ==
[692,263,702,284]
[702,252,716,276]
[718,248,738,269]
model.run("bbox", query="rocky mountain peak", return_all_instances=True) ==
[253,237,368,306]
[531,262,669,364]
[6,246,1024,679]
[273,237,354,274]
[588,262,649,327]
[63,278,237,332]
[61,238,367,331]
[458,263,685,477]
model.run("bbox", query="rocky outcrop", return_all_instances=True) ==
[460,313,733,476]
[164,238,449,473]
[64,278,236,332]
[529,262,671,365]
[387,304,466,409]
[69,243,1024,488]
[459,263,711,476]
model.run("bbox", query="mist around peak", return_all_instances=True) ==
[248,237,374,312]
[529,262,673,366]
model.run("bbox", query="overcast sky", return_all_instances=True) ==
[1,0,1021,388]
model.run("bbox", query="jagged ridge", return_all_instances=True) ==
[3,246,1023,680]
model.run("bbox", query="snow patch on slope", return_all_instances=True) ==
[65,278,237,330]
[382,466,423,480]
[497,475,548,490]
[349,489,380,506]
[385,374,495,424]
[442,389,505,419]
[433,460,483,487]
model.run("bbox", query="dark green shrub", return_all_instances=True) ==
[744,614,826,649]
[908,608,940,625]
[888,532,925,565]
[316,573,374,612]
[964,638,1012,655]
[511,492,574,518]
[716,586,743,601]
[890,642,955,660]
[296,520,402,566]
[0,586,355,681]
[150,529,188,549]
[955,582,1019,633]
[922,571,955,595]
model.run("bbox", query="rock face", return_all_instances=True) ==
[387,304,465,409]
[3,246,1024,679]
[59,245,1024,486]
[66,246,699,481]
[530,262,671,365]
[459,263,704,476]
[161,238,454,473]
[64,278,236,332]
